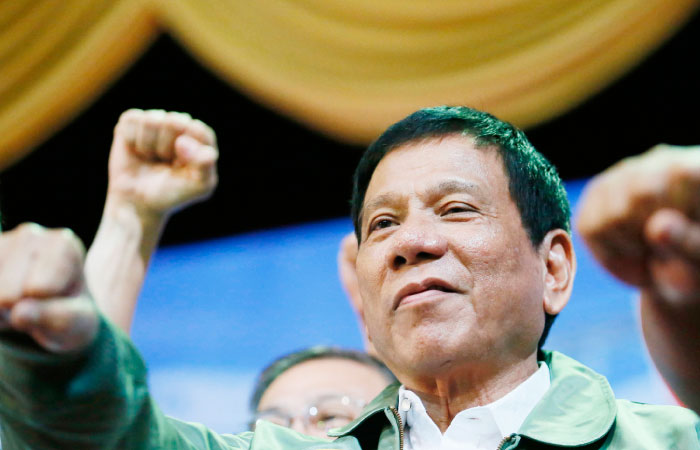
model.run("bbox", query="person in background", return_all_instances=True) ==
[250,346,395,438]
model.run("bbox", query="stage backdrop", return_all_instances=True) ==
[131,179,674,433]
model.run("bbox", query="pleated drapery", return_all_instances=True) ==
[1,0,697,169]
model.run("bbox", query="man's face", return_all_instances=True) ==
[355,135,546,379]
[256,358,390,438]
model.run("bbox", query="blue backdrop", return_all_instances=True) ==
[131,179,674,433]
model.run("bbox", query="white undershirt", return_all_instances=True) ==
[397,363,550,450]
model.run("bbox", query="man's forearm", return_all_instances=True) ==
[641,290,700,412]
[85,195,166,333]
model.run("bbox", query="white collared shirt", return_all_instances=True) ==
[397,363,550,450]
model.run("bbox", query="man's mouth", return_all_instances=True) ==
[394,279,458,309]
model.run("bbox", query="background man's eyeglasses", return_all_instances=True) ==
[252,395,367,436]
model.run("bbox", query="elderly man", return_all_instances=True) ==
[0,106,698,449]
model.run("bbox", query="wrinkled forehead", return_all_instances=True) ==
[360,135,507,217]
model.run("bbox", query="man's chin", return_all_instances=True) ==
[387,339,480,378]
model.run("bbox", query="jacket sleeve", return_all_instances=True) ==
[0,315,253,450]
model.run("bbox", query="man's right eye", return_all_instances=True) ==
[369,219,395,233]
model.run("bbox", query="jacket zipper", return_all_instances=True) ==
[496,434,519,450]
[388,407,404,450]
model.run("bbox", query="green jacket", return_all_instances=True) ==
[0,318,698,449]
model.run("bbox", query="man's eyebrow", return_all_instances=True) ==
[360,180,482,222]
[359,192,400,225]
[425,180,483,198]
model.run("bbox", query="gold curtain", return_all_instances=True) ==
[0,0,157,170]
[1,0,698,170]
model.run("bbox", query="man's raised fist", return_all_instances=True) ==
[0,223,98,353]
[577,144,700,303]
[108,109,219,215]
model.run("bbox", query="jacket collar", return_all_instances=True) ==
[328,351,616,447]
[517,350,616,446]
[327,380,400,438]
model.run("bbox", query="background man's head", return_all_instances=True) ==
[351,106,571,349]
[251,347,395,438]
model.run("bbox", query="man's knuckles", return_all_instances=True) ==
[24,259,83,299]
[1,223,78,253]
[114,109,141,145]
[0,224,85,300]
[116,109,215,163]
[136,112,164,153]
[114,108,141,132]
[165,112,193,132]
[155,113,189,159]
[580,147,700,238]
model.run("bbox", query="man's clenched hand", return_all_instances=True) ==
[0,223,98,353]
[108,109,219,215]
[577,144,700,302]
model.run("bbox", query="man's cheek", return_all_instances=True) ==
[356,267,383,302]
[363,298,390,329]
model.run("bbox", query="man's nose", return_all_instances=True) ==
[388,217,448,269]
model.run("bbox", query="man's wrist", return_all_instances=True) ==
[102,192,168,234]
[95,193,168,268]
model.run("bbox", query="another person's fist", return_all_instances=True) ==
[577,145,700,303]
[109,109,219,215]
[0,224,98,353]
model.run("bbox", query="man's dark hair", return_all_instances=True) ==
[250,346,396,415]
[350,106,571,348]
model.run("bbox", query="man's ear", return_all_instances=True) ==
[338,233,363,314]
[540,229,576,315]
[338,233,378,356]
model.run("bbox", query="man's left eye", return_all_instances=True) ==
[442,204,474,215]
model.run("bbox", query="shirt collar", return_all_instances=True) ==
[486,363,550,435]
